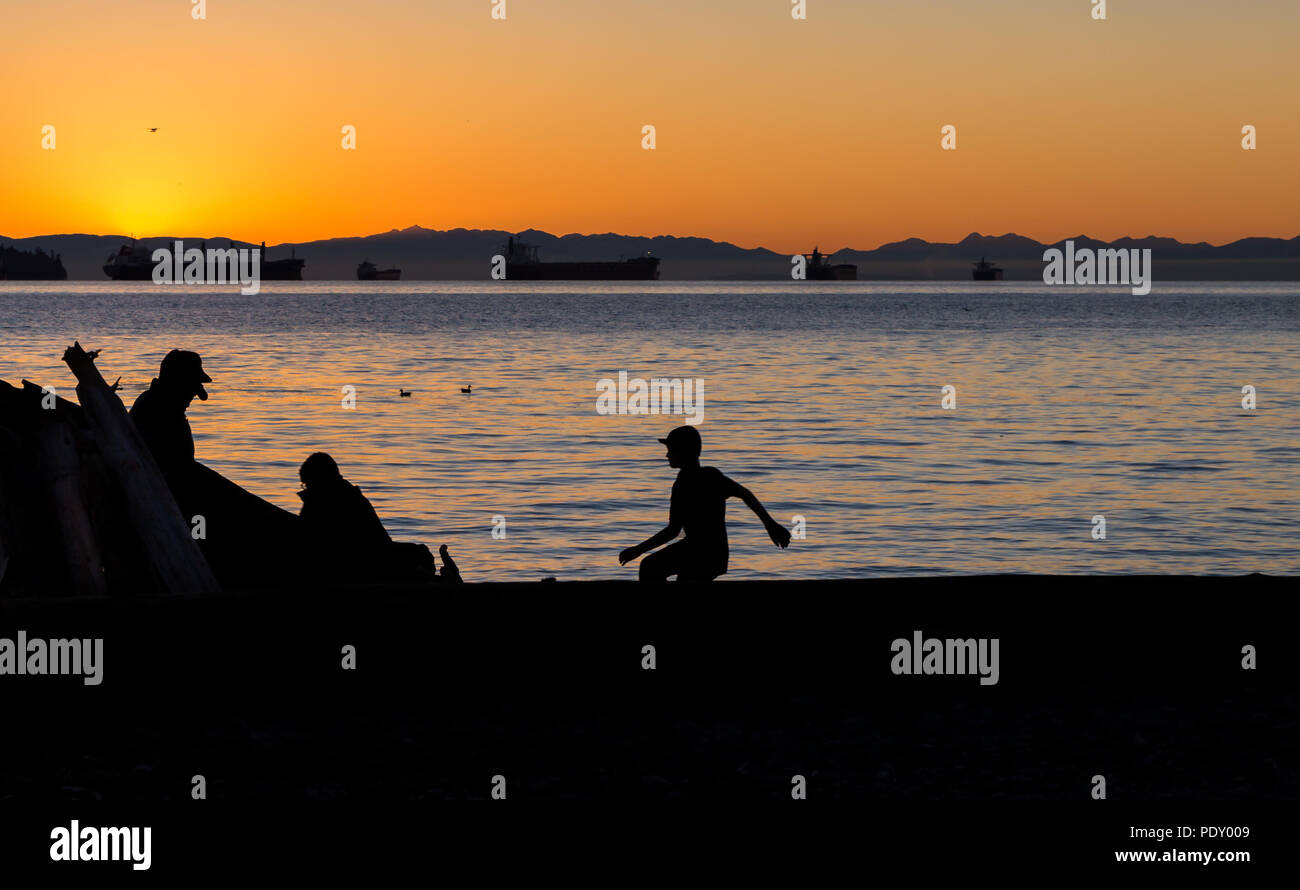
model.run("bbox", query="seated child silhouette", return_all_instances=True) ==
[298,451,460,583]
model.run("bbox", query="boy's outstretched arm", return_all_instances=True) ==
[736,484,792,549]
[619,522,681,565]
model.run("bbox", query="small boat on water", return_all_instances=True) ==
[972,257,1004,281]
[357,260,401,281]
[803,247,856,281]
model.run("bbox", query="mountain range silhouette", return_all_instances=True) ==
[3,227,1299,281]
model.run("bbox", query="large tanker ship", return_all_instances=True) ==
[504,236,660,280]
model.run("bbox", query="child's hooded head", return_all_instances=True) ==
[300,451,343,488]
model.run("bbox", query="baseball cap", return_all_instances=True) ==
[658,425,701,456]
[160,349,212,400]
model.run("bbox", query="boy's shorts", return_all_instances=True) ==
[642,540,727,582]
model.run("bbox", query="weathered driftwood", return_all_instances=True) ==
[33,411,108,597]
[9,380,112,597]
[0,454,10,588]
[1,379,159,596]
[76,419,157,595]
[61,342,219,595]
[0,381,42,593]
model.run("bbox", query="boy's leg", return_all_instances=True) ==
[639,541,721,582]
[639,541,689,582]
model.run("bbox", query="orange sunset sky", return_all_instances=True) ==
[1,0,1297,252]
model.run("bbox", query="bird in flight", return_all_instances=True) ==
[147,128,158,133]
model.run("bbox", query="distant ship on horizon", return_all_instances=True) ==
[357,259,401,281]
[101,243,155,280]
[504,236,660,280]
[102,240,305,281]
[259,242,305,280]
[972,257,1004,281]
[803,247,857,281]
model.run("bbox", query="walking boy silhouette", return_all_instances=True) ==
[619,426,791,581]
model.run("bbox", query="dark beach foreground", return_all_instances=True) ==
[1,574,1292,802]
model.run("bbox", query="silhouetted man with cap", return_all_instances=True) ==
[129,349,211,483]
[619,425,791,581]
[129,349,304,588]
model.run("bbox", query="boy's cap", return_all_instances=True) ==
[658,425,701,454]
[160,349,212,400]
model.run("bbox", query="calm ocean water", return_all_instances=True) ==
[2,281,1297,580]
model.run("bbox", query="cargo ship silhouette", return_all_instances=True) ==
[803,247,856,280]
[357,260,401,281]
[504,236,660,280]
[101,243,155,280]
[972,257,1004,281]
[103,241,305,280]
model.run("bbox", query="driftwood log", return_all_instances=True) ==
[33,409,108,597]
[0,451,9,587]
[0,381,50,594]
[18,379,115,596]
[16,379,162,595]
[61,342,219,595]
